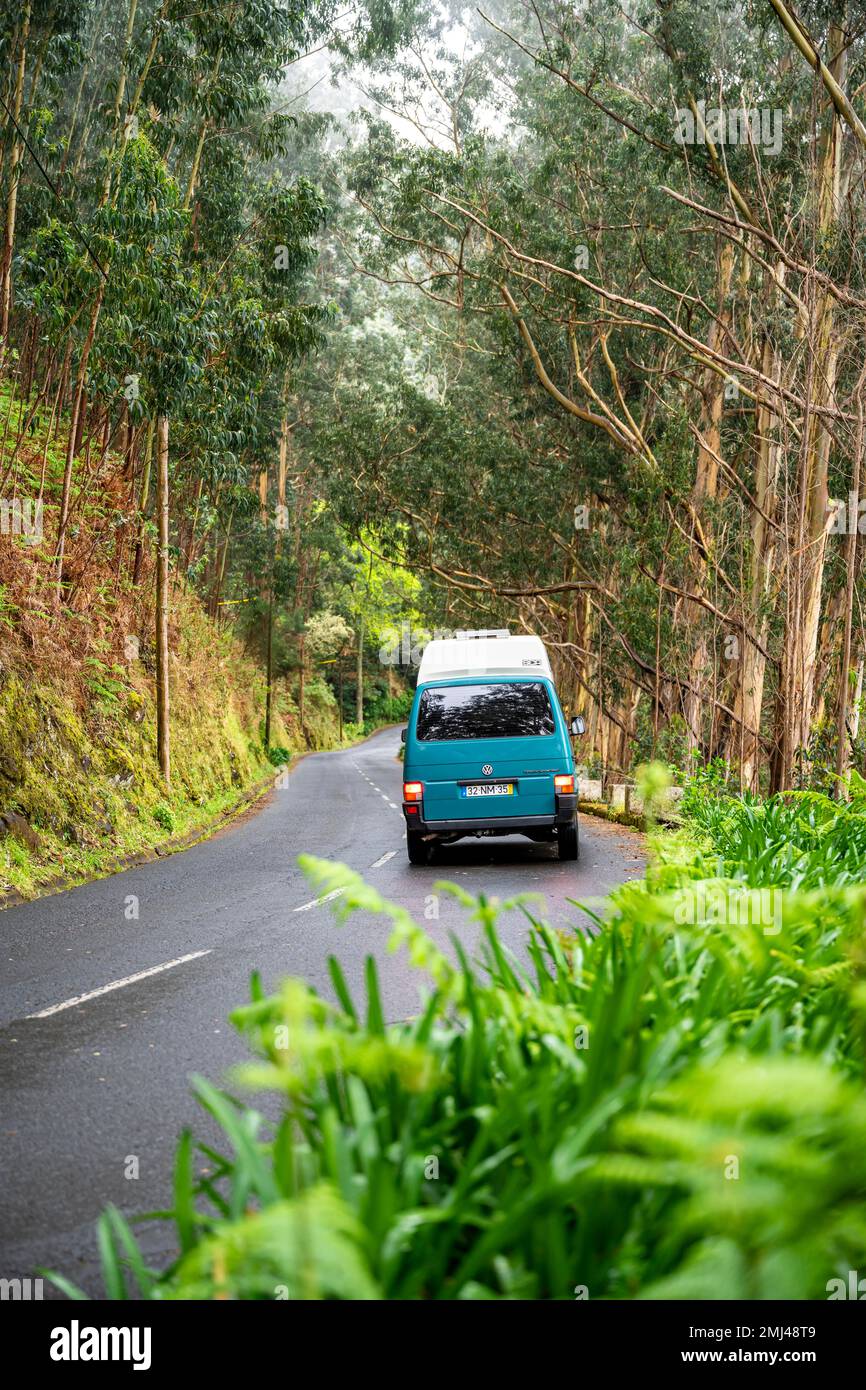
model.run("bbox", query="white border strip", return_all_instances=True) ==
[371,850,397,868]
[292,886,347,914]
[26,950,212,1019]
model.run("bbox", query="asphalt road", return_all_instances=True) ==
[0,726,646,1297]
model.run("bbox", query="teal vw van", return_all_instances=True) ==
[401,631,584,864]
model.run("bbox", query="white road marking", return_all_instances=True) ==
[371,850,397,868]
[292,886,347,914]
[388,802,398,810]
[26,951,212,1020]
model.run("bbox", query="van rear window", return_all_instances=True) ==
[416,682,555,741]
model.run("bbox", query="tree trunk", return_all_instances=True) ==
[155,413,170,785]
[725,267,784,791]
[851,655,864,746]
[264,587,274,749]
[101,0,139,203]
[834,375,866,791]
[55,283,105,600]
[132,416,155,586]
[683,237,734,768]
[0,5,32,347]
[338,658,344,742]
[356,612,364,724]
[298,632,306,735]
[779,22,846,784]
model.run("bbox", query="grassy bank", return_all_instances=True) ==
[0,373,353,900]
[0,612,386,900]
[1,615,284,902]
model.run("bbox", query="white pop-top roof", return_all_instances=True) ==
[417,631,553,684]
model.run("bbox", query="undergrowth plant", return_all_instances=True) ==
[47,794,866,1300]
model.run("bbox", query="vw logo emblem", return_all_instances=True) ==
[482,764,493,776]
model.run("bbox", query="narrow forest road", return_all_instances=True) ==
[0,728,645,1297]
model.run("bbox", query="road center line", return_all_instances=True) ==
[371,850,397,868]
[26,951,212,1020]
[292,886,347,914]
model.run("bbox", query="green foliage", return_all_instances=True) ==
[266,746,291,767]
[680,782,866,890]
[360,689,413,731]
[634,760,673,819]
[51,808,866,1300]
[0,585,20,630]
[0,607,307,899]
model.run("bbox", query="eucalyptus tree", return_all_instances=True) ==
[335,0,866,790]
[2,0,338,776]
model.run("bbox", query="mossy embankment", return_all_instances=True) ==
[0,596,346,900]
[0,377,349,902]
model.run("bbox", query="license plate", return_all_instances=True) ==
[461,783,514,797]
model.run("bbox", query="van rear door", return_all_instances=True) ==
[408,679,564,821]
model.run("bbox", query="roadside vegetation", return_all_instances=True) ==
[4,0,866,1306]
[0,373,411,899]
[49,777,866,1300]
[6,0,866,818]
[0,0,416,897]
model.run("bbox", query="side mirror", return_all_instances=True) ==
[570,715,586,736]
[401,727,407,742]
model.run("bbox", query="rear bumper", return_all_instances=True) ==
[404,793,577,835]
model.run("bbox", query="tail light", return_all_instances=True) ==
[554,774,575,794]
[403,781,423,802]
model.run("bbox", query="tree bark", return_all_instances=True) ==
[155,413,171,786]
[0,5,32,346]
[132,415,155,586]
[55,283,105,600]
[725,265,784,790]
[779,21,847,784]
[834,374,866,790]
[683,238,734,768]
[356,612,364,724]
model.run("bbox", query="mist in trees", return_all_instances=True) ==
[3,0,866,792]
[316,0,866,795]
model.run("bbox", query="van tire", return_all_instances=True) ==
[407,830,428,865]
[557,821,578,861]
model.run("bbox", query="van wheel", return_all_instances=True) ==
[557,822,578,861]
[407,830,428,865]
